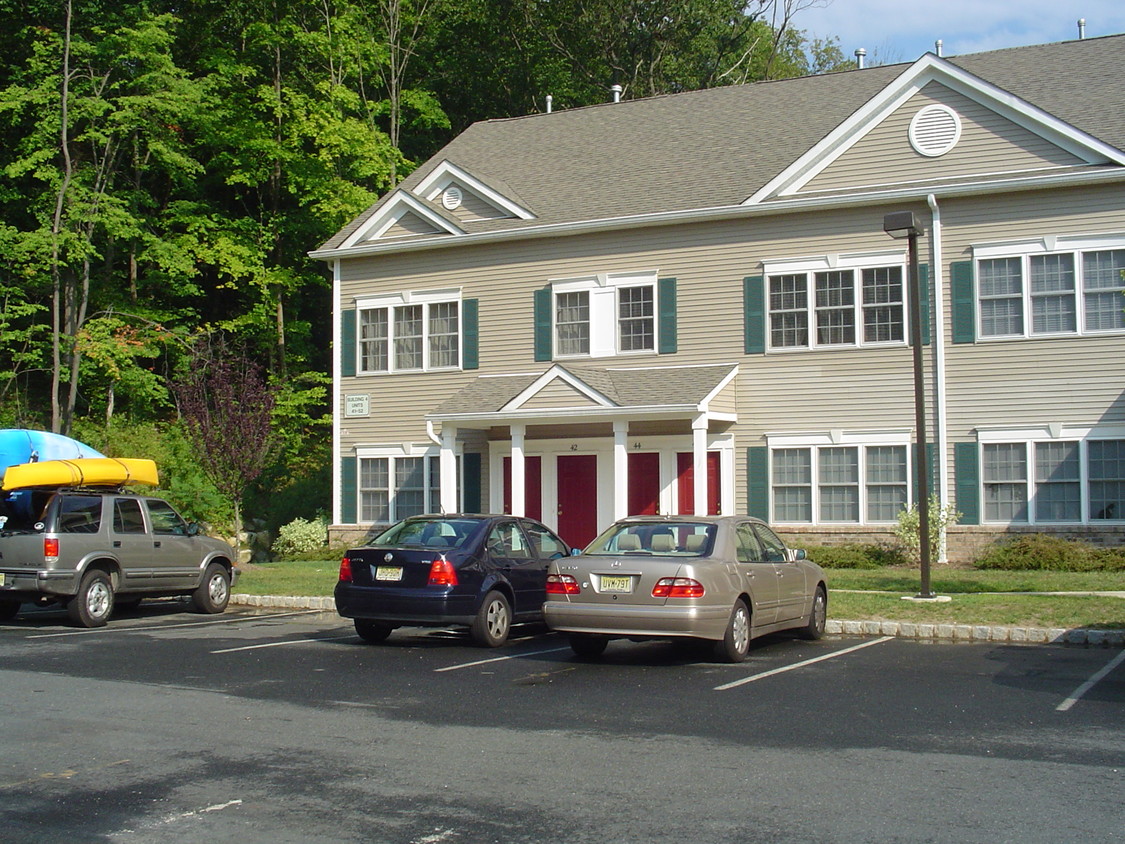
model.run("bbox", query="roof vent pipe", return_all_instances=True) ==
[1078,18,1086,39]
[935,39,943,57]
[546,94,553,114]
[610,83,622,103]
[854,47,866,68]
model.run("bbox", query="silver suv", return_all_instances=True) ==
[0,489,239,627]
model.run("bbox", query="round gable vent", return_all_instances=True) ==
[441,186,463,210]
[908,104,962,157]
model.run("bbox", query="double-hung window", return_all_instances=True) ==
[768,433,911,524]
[764,252,907,351]
[357,289,461,373]
[974,235,1125,339]
[358,451,454,523]
[551,272,657,358]
[978,432,1125,523]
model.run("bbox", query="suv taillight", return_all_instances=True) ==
[427,558,458,587]
[338,556,353,583]
[44,537,59,561]
[546,574,580,594]
[652,577,704,598]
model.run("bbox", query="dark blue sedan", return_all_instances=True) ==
[335,514,572,647]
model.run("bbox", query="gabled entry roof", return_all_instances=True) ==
[427,363,739,427]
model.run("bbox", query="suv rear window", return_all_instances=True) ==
[0,490,53,532]
[55,496,103,534]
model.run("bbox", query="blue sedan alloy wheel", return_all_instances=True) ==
[470,590,511,647]
[715,599,751,663]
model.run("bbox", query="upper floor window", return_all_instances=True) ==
[764,252,906,351]
[974,236,1125,339]
[552,273,656,358]
[357,290,460,374]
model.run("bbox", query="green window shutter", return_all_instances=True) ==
[340,309,356,377]
[954,442,980,525]
[743,276,765,355]
[462,298,479,370]
[462,452,482,513]
[533,288,552,362]
[341,455,357,524]
[950,261,975,344]
[746,446,769,520]
[917,264,932,346]
[657,277,677,354]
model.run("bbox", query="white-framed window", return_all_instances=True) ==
[763,251,907,351]
[551,272,657,358]
[978,430,1125,523]
[973,235,1125,339]
[357,288,461,373]
[357,448,459,523]
[768,431,911,524]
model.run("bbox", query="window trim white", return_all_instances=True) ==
[766,430,914,525]
[355,288,463,374]
[762,250,910,352]
[975,425,1125,524]
[549,271,659,359]
[355,444,460,523]
[972,233,1125,340]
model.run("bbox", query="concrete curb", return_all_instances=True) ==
[230,594,1125,647]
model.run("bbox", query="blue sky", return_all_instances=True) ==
[791,0,1125,65]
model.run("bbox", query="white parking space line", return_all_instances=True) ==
[435,646,571,672]
[714,636,895,691]
[1056,649,1125,711]
[25,609,326,639]
[211,635,356,654]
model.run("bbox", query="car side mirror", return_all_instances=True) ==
[186,522,201,537]
[570,547,582,556]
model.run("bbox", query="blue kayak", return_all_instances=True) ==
[0,429,105,483]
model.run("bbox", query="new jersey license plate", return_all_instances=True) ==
[375,566,403,582]
[598,575,632,593]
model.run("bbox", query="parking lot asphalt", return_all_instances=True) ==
[229,592,1125,647]
[1,602,1123,843]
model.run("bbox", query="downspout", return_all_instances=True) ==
[332,260,343,529]
[426,420,442,446]
[927,194,950,561]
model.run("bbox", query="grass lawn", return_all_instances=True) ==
[235,560,1125,630]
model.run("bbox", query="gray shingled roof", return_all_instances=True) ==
[429,364,737,417]
[322,34,1125,251]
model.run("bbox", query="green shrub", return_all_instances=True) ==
[272,517,329,559]
[975,534,1125,572]
[797,543,907,569]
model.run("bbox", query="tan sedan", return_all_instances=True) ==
[543,515,827,662]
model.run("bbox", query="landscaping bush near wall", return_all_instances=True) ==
[796,544,908,569]
[974,534,1125,572]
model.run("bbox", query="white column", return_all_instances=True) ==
[613,420,629,520]
[510,423,526,516]
[693,415,708,516]
[440,425,458,514]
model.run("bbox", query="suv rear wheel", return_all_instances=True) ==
[68,570,114,628]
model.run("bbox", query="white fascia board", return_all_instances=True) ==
[427,404,700,425]
[339,190,464,249]
[413,160,536,220]
[743,54,1125,204]
[502,365,616,411]
[308,167,1125,262]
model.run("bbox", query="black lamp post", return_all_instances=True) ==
[883,211,935,599]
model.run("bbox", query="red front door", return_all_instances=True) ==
[502,456,542,521]
[556,454,598,547]
[627,452,661,515]
[676,452,720,515]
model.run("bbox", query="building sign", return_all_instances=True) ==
[344,394,370,417]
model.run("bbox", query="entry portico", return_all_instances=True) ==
[428,363,739,545]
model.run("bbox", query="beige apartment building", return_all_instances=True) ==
[312,35,1125,560]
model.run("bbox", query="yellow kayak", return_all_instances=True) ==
[1,458,159,490]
